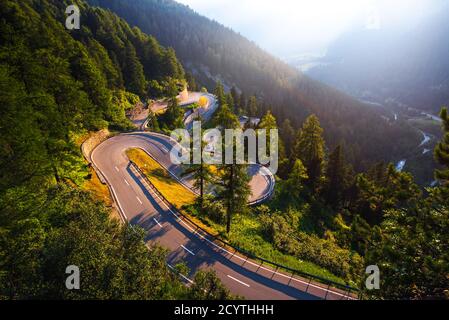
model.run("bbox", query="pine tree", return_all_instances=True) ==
[226,93,235,112]
[164,77,180,98]
[238,92,247,115]
[230,86,239,113]
[217,162,250,234]
[434,107,449,184]
[161,97,184,130]
[216,122,251,233]
[247,96,258,117]
[323,145,348,208]
[185,72,197,91]
[286,159,309,199]
[214,81,226,107]
[213,104,240,131]
[147,110,160,132]
[280,119,295,157]
[182,140,213,212]
[258,110,277,130]
[124,42,146,96]
[163,47,185,79]
[294,115,326,191]
[257,110,282,159]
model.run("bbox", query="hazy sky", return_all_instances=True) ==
[176,0,447,58]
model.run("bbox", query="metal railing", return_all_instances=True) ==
[129,161,360,300]
[248,165,276,206]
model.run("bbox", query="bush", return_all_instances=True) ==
[260,212,363,283]
[202,196,226,224]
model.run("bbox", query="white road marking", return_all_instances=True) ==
[115,166,120,172]
[160,146,169,153]
[124,179,130,186]
[136,196,143,204]
[153,218,163,228]
[227,275,250,288]
[181,244,195,256]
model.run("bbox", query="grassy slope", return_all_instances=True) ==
[126,148,197,208]
[189,209,346,284]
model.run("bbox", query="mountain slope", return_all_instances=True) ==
[0,0,185,190]
[87,0,419,171]
[307,4,449,114]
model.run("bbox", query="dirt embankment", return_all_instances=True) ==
[80,129,121,221]
[81,129,111,164]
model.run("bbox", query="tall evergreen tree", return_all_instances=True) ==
[286,159,309,200]
[146,110,160,132]
[226,93,235,112]
[213,104,240,131]
[247,96,258,117]
[280,119,295,157]
[294,115,326,191]
[217,162,251,234]
[214,81,226,107]
[257,111,283,162]
[213,103,250,233]
[124,43,146,97]
[434,107,449,185]
[185,72,198,91]
[161,97,184,130]
[258,110,277,130]
[238,92,247,115]
[323,145,349,208]
[182,140,213,212]
[230,86,239,113]
[353,164,421,224]
[163,47,185,79]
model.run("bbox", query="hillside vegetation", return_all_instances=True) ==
[0,0,231,300]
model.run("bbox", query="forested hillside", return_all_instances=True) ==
[87,0,420,171]
[179,97,449,299]
[0,0,231,299]
[0,0,187,192]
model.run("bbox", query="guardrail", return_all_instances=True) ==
[248,165,276,206]
[81,132,127,224]
[129,161,360,300]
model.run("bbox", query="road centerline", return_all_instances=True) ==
[153,217,163,228]
[227,275,250,288]
[181,244,195,256]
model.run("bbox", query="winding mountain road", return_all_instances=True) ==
[91,92,354,300]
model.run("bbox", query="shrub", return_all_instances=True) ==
[202,196,226,224]
[260,212,364,282]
